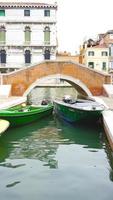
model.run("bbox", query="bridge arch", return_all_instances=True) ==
[23,74,92,97]
[2,61,111,96]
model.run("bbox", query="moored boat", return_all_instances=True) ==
[53,96,105,124]
[0,119,10,134]
[0,104,53,127]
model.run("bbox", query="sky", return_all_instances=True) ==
[2,0,113,54]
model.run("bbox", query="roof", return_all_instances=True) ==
[91,44,108,48]
[0,2,57,9]
[106,30,113,34]
[98,33,105,40]
[101,30,113,38]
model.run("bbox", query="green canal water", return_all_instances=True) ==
[0,87,113,200]
[0,116,113,200]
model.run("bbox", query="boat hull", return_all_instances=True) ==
[0,105,53,127]
[54,101,103,123]
[0,119,10,134]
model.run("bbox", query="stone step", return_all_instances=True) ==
[102,110,113,151]
[103,84,113,98]
[0,96,26,109]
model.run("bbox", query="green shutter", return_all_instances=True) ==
[25,31,31,43]
[0,10,5,16]
[0,31,5,43]
[44,31,50,44]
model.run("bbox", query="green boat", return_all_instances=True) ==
[0,104,53,128]
[53,97,105,124]
[0,119,10,134]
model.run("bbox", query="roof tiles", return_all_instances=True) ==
[0,2,57,9]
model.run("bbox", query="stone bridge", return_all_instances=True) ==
[1,61,111,97]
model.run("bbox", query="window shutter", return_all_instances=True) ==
[0,10,5,16]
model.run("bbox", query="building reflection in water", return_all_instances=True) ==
[0,116,113,175]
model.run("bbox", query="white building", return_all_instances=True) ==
[0,1,57,70]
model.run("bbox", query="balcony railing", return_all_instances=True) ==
[0,41,56,47]
[0,41,6,45]
[0,17,57,23]
[44,41,50,45]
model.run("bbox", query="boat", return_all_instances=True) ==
[53,96,105,123]
[0,119,10,135]
[0,103,53,128]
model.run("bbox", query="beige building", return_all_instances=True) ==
[79,30,113,72]
[80,44,109,71]
[56,51,79,62]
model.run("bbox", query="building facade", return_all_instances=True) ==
[79,30,113,72]
[80,44,109,71]
[56,51,79,62]
[0,2,57,69]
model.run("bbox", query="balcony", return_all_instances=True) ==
[0,41,56,47]
[44,41,50,45]
[0,41,6,46]
[0,16,56,24]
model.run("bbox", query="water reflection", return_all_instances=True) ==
[0,115,113,200]
[0,116,104,169]
[0,116,59,168]
[6,181,21,188]
[103,136,113,182]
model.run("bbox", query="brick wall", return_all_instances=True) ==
[2,61,111,96]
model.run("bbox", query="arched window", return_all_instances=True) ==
[25,26,31,44]
[44,49,50,60]
[0,26,6,44]
[25,50,31,64]
[0,49,6,63]
[44,27,50,45]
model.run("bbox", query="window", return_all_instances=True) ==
[44,27,50,45]
[101,51,108,56]
[88,51,94,56]
[0,10,5,16]
[44,49,50,60]
[44,10,50,17]
[0,26,6,44]
[25,50,31,64]
[25,26,31,44]
[102,62,106,70]
[88,62,94,68]
[0,50,6,63]
[24,10,30,16]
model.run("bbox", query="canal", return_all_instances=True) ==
[0,87,113,199]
